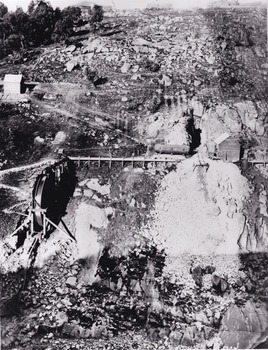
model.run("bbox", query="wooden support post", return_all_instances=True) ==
[78,157,81,168]
[43,213,46,239]
[109,157,112,169]
[132,157,134,167]
[45,217,76,242]
[98,156,101,168]
[122,158,124,168]
[11,216,30,237]
[31,210,34,236]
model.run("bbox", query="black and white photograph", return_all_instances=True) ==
[0,0,267,349]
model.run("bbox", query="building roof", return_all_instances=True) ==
[3,74,23,83]
[214,132,230,145]
[214,132,241,146]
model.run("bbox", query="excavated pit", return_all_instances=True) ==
[0,5,267,349]
[2,152,268,350]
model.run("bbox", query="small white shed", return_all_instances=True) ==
[3,74,24,95]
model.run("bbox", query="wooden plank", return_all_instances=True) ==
[69,156,184,163]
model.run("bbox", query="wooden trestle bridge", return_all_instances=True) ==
[68,155,186,168]
[69,155,268,168]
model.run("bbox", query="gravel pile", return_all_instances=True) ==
[143,154,250,256]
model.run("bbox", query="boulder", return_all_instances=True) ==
[62,323,90,338]
[43,93,56,101]
[255,120,265,136]
[170,305,184,318]
[121,62,131,73]
[261,63,268,69]
[161,74,172,87]
[254,46,265,57]
[203,325,214,340]
[66,59,79,72]
[191,99,204,117]
[234,101,258,128]
[194,80,202,87]
[132,65,139,73]
[214,105,242,133]
[1,336,14,348]
[191,265,203,286]
[206,55,216,64]
[169,330,183,347]
[195,311,209,325]
[65,45,76,53]
[54,311,68,327]
[212,274,228,292]
[132,37,150,46]
[181,327,194,347]
[83,38,103,53]
[52,131,66,145]
[219,300,268,349]
[66,276,77,288]
[34,136,45,145]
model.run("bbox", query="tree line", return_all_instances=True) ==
[0,0,104,59]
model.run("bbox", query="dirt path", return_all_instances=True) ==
[0,159,55,178]
[0,184,29,197]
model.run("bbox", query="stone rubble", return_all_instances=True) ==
[2,160,267,349]
[0,5,267,350]
[143,154,250,256]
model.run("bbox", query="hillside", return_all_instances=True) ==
[0,6,268,350]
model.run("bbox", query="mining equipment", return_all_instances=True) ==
[32,157,76,232]
[9,143,189,254]
[153,143,191,155]
[11,157,76,254]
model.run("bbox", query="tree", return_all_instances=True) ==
[91,5,103,24]
[2,8,29,50]
[54,7,61,22]
[89,5,103,33]
[28,0,36,14]
[28,1,56,45]
[5,33,21,52]
[7,8,29,35]
[0,17,10,44]
[0,0,83,57]
[27,0,50,14]
[0,2,8,18]
[52,6,81,42]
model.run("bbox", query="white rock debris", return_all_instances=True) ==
[143,154,250,256]
[84,178,110,196]
[75,203,107,261]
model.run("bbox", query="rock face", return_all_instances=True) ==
[219,300,268,349]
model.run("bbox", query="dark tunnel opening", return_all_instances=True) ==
[186,112,202,154]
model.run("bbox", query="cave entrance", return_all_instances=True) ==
[186,112,201,154]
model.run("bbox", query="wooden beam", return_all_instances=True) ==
[69,156,185,163]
